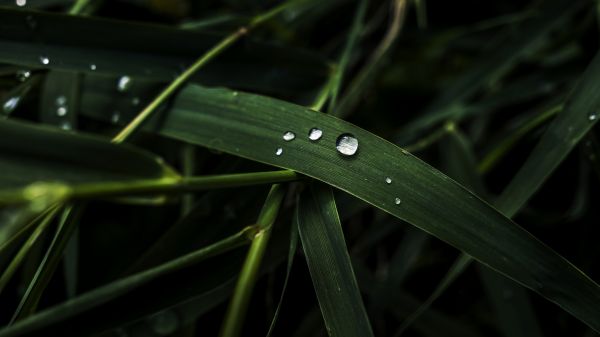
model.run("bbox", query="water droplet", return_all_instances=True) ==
[308,128,323,141]
[56,106,67,116]
[55,95,67,106]
[131,97,140,106]
[282,131,295,141]
[89,64,97,71]
[589,112,598,121]
[16,0,26,7]
[16,70,30,82]
[117,75,132,92]
[3,97,20,113]
[401,149,409,155]
[275,147,283,156]
[232,91,239,97]
[39,56,50,65]
[60,121,71,130]
[395,198,402,205]
[335,133,358,156]
[385,177,392,184]
[147,310,179,336]
[111,111,120,123]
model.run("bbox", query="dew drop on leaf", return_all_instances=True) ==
[117,75,132,92]
[276,147,283,156]
[283,131,295,141]
[3,97,20,113]
[395,197,402,205]
[39,56,50,65]
[16,70,30,82]
[89,64,97,71]
[589,112,598,121]
[111,111,120,123]
[385,177,392,184]
[336,133,358,156]
[56,106,67,117]
[308,128,323,141]
[55,95,67,106]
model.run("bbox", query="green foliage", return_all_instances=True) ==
[1,0,600,336]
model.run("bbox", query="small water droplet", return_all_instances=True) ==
[117,76,132,92]
[401,149,409,155]
[308,128,323,141]
[589,112,598,121]
[60,121,71,130]
[55,95,67,106]
[16,0,26,7]
[147,310,179,336]
[232,91,239,97]
[283,131,295,141]
[3,97,20,113]
[131,97,140,106]
[335,133,358,156]
[385,177,392,184]
[89,64,97,71]
[56,106,67,116]
[16,70,30,82]
[39,56,50,65]
[276,147,283,156]
[395,198,401,205]
[111,111,120,123]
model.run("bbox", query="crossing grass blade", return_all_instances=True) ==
[80,82,600,332]
[297,183,374,337]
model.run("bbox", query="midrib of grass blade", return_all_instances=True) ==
[297,183,374,337]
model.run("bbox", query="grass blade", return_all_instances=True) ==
[297,183,374,337]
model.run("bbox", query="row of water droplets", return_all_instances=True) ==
[276,128,358,157]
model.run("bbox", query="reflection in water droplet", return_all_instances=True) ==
[308,128,323,141]
[16,70,31,82]
[111,111,120,123]
[283,131,295,141]
[56,106,67,116]
[89,64,97,71]
[276,147,283,156]
[335,133,358,156]
[55,95,67,106]
[385,177,392,184]
[39,56,50,65]
[3,97,20,113]
[117,76,132,92]
[16,0,26,7]
[589,112,598,121]
[395,198,402,205]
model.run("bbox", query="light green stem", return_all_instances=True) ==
[219,185,286,337]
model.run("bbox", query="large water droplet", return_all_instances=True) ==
[3,97,20,113]
[395,197,402,205]
[385,177,392,184]
[89,64,97,71]
[589,112,598,121]
[16,70,30,82]
[308,128,323,141]
[283,131,295,141]
[55,95,67,106]
[39,56,50,65]
[56,106,67,117]
[16,0,26,7]
[117,75,132,92]
[335,133,358,156]
[276,147,283,156]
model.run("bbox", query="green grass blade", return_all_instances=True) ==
[495,51,600,216]
[0,8,327,95]
[297,183,374,337]
[78,83,600,332]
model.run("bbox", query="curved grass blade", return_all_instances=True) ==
[0,8,328,94]
[0,119,175,189]
[80,83,600,332]
[297,183,374,337]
